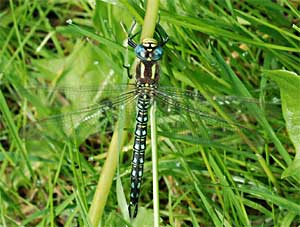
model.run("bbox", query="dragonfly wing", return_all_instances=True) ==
[21,88,137,143]
[154,87,280,148]
[18,84,135,109]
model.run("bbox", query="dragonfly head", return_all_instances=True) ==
[135,38,163,62]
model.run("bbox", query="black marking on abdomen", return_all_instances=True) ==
[128,95,151,218]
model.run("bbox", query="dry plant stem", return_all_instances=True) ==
[140,0,160,41]
[88,121,124,226]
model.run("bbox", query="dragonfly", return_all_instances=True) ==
[19,23,281,219]
[126,23,169,218]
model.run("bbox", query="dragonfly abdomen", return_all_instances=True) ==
[129,95,151,218]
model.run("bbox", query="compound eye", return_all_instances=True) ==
[134,45,147,60]
[152,47,163,61]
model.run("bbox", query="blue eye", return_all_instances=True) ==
[152,47,163,60]
[134,45,146,59]
[134,44,163,61]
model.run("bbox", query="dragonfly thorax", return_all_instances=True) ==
[136,83,157,98]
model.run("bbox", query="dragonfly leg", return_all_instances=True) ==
[155,25,169,47]
[128,18,141,48]
[128,18,137,37]
[123,63,132,79]
[128,18,168,48]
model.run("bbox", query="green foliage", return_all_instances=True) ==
[0,0,299,226]
[265,70,300,179]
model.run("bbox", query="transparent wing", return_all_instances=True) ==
[19,83,136,109]
[20,82,282,150]
[154,86,282,149]
[21,85,138,143]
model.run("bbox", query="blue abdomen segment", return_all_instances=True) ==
[128,95,150,218]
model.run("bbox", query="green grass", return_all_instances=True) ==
[0,0,300,226]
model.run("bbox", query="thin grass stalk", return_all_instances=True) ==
[150,102,159,226]
[140,0,160,224]
[0,90,32,175]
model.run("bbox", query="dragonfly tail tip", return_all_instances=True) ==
[128,203,138,219]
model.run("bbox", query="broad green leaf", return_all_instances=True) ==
[265,70,300,178]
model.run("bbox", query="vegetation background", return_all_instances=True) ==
[0,0,300,226]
